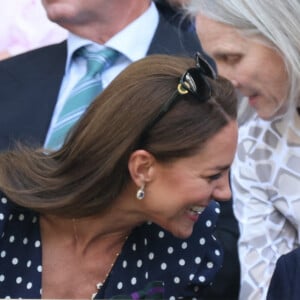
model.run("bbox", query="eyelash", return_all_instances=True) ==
[208,173,222,181]
[218,54,241,65]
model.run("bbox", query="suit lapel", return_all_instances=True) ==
[147,11,201,56]
[0,42,67,149]
[148,11,216,71]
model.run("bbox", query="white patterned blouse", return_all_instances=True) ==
[232,109,300,300]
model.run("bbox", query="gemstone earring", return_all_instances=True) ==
[136,184,145,200]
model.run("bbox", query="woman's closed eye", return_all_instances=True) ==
[206,167,230,182]
[216,53,242,66]
[207,172,223,181]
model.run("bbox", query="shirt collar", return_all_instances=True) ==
[65,2,159,72]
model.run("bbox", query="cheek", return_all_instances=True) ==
[258,67,289,112]
[270,71,289,103]
[169,182,212,209]
[254,50,287,94]
[234,63,256,86]
[148,179,208,211]
[215,62,229,78]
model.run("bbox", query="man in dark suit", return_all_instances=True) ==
[0,0,204,151]
[0,0,240,298]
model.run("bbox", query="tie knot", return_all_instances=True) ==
[78,46,120,77]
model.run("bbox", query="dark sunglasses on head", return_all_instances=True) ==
[140,52,217,140]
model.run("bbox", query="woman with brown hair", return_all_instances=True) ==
[0,53,237,299]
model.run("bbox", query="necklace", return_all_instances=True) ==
[91,249,122,300]
[72,218,128,299]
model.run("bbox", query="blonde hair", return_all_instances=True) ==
[187,0,300,120]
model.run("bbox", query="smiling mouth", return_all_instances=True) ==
[189,206,206,215]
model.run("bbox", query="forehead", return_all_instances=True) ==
[168,121,238,171]
[198,120,237,158]
[195,14,249,55]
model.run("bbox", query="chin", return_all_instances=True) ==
[258,109,284,120]
[171,226,194,239]
[44,3,77,24]
[257,102,287,120]
[257,112,274,120]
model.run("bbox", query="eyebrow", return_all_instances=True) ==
[214,165,231,171]
[214,51,240,57]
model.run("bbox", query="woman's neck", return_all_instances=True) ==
[40,213,132,253]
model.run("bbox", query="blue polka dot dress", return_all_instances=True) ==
[0,192,223,299]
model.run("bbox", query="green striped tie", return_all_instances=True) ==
[45,47,119,150]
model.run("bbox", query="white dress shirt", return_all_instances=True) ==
[45,2,159,145]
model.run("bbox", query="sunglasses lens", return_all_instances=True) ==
[195,52,217,79]
[182,68,211,101]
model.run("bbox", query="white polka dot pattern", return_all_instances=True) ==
[0,192,223,299]
[0,194,42,298]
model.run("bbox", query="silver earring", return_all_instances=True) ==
[136,184,145,200]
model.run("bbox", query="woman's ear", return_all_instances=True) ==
[128,150,156,186]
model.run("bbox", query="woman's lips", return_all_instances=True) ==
[186,206,206,222]
[248,94,259,107]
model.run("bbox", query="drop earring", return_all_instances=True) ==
[136,184,145,200]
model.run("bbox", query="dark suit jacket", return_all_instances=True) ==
[0,6,240,299]
[267,248,300,300]
[0,10,204,151]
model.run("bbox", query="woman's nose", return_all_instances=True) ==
[212,178,232,202]
[230,79,240,88]
[216,65,239,88]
